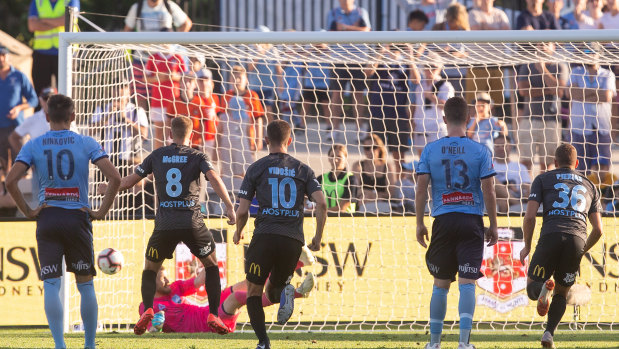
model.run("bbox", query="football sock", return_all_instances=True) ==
[458,283,476,344]
[43,278,66,349]
[141,270,157,310]
[546,294,567,336]
[204,265,221,316]
[527,280,544,300]
[247,296,269,345]
[429,286,449,345]
[233,290,248,306]
[77,280,98,349]
[262,293,274,307]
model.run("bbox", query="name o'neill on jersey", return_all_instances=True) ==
[442,191,474,205]
[442,143,465,155]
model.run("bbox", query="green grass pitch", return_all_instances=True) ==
[1,329,618,349]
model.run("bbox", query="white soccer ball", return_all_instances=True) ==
[97,248,124,275]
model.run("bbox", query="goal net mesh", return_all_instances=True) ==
[64,35,619,331]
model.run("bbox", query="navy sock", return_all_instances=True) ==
[141,270,157,310]
[546,294,567,335]
[204,265,221,316]
[247,296,269,345]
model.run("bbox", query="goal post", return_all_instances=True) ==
[58,30,619,332]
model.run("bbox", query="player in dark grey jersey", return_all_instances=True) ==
[114,116,236,335]
[234,120,327,349]
[520,143,602,348]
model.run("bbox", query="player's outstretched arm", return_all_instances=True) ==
[308,190,327,251]
[205,170,236,225]
[233,198,251,244]
[481,176,498,246]
[90,158,121,220]
[5,162,46,219]
[415,174,430,248]
[584,212,603,253]
[520,200,540,264]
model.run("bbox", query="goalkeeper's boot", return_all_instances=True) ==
[277,284,295,325]
[296,272,315,298]
[541,331,555,348]
[537,279,555,317]
[424,343,440,349]
[151,311,165,332]
[299,245,316,267]
[134,307,154,335]
[458,343,477,349]
[207,313,230,335]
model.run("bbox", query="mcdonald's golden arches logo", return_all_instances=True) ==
[533,265,545,279]
[147,247,159,260]
[249,262,261,277]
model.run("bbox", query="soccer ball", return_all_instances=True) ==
[97,248,124,275]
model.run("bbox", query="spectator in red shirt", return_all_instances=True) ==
[145,47,187,149]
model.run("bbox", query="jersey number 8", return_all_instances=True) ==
[166,168,182,197]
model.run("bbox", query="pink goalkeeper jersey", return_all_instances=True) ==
[138,278,239,333]
[139,278,211,333]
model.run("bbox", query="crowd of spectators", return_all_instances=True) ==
[4,0,619,217]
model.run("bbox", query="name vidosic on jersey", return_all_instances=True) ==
[268,167,296,176]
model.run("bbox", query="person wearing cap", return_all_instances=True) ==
[466,92,507,154]
[568,46,616,182]
[27,0,79,96]
[516,41,567,174]
[0,46,38,178]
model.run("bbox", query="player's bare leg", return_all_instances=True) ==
[135,259,163,335]
[200,253,229,334]
[542,283,570,348]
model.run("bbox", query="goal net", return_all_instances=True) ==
[59,30,619,332]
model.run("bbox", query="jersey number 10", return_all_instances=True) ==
[44,149,75,181]
[268,177,297,209]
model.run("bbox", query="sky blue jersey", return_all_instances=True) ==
[416,136,495,216]
[15,130,107,209]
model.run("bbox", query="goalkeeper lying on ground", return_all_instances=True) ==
[138,246,316,333]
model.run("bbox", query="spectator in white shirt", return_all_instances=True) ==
[9,87,57,154]
[600,0,619,28]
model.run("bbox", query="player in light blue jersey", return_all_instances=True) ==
[6,94,120,349]
[415,96,498,349]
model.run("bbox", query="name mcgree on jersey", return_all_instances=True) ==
[162,155,188,164]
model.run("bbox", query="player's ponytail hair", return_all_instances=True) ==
[46,94,74,123]
[444,96,468,126]
[267,120,291,145]
[171,116,193,140]
[555,143,578,168]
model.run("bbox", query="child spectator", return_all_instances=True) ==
[145,46,187,149]
[318,144,357,213]
[466,92,507,154]
[353,134,397,202]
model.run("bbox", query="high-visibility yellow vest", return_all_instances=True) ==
[33,0,66,51]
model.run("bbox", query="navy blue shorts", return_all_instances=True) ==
[244,233,302,286]
[426,212,485,281]
[528,233,585,287]
[36,207,95,280]
[146,225,215,263]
